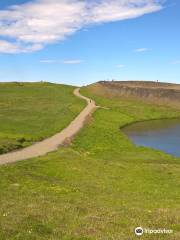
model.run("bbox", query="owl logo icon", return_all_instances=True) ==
[135,227,143,236]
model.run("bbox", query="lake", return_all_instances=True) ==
[122,119,180,157]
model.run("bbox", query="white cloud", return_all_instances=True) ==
[117,64,125,68]
[171,60,180,65]
[40,59,57,63]
[135,48,149,52]
[40,59,83,64]
[63,59,83,64]
[0,40,42,53]
[0,40,21,54]
[0,0,164,54]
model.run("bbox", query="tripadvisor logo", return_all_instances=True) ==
[134,226,173,236]
[135,227,143,236]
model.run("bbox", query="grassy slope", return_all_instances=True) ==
[0,83,180,239]
[0,82,85,153]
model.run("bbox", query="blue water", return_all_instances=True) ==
[123,119,180,157]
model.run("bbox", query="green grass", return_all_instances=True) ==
[0,83,180,239]
[0,82,85,153]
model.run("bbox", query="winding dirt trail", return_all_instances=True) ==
[0,88,97,165]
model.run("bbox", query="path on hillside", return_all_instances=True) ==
[0,88,97,165]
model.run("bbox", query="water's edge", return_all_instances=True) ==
[121,118,180,158]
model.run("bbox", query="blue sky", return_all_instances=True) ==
[0,0,179,86]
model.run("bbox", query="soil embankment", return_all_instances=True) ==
[91,81,180,108]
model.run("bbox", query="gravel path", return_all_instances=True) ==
[0,88,97,165]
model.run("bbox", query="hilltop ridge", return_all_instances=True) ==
[89,80,180,108]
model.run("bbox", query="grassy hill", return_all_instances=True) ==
[0,82,180,239]
[0,82,85,154]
